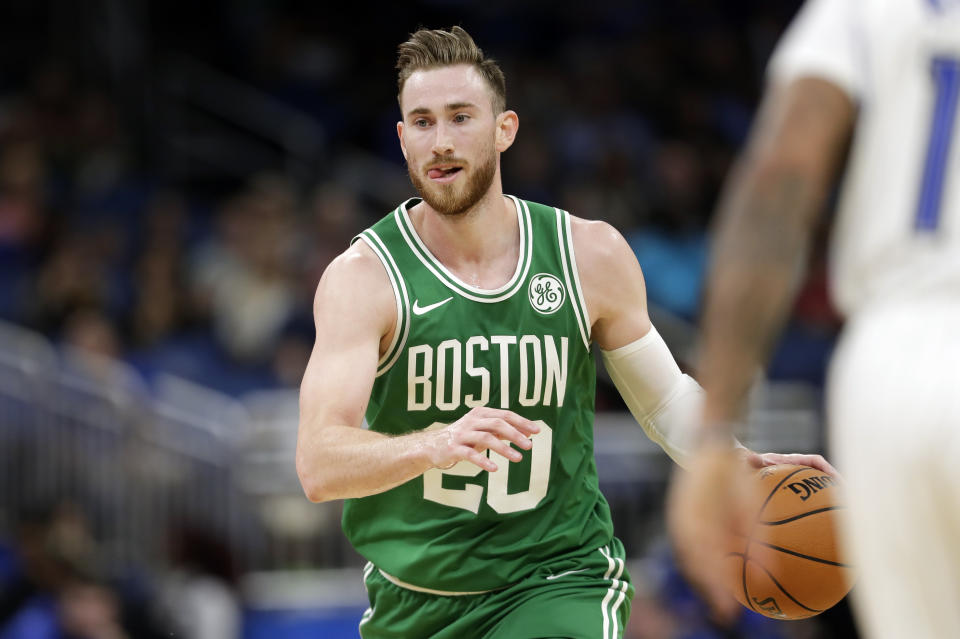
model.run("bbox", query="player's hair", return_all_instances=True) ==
[396,26,506,114]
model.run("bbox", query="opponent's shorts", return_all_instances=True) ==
[828,302,960,639]
[358,538,633,639]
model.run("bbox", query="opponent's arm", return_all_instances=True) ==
[296,241,537,503]
[698,77,855,429]
[667,76,853,621]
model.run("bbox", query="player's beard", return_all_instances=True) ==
[408,144,497,217]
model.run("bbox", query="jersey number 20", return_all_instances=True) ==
[422,421,552,514]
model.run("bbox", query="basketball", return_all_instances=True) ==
[724,464,855,620]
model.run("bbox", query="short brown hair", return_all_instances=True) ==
[396,26,506,114]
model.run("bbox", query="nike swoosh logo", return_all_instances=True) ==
[412,296,453,316]
[545,568,589,581]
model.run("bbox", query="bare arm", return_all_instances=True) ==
[571,217,653,350]
[667,77,854,621]
[296,241,537,503]
[699,77,856,427]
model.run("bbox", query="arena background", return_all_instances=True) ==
[0,1,856,637]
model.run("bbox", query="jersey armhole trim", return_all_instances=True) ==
[353,230,410,376]
[555,208,591,351]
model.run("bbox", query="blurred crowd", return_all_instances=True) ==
[0,81,368,394]
[0,0,842,397]
[0,499,241,639]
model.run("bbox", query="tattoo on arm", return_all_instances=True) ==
[699,79,854,423]
[708,169,815,377]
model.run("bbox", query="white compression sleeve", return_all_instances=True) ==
[601,326,715,468]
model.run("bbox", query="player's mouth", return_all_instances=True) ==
[427,164,464,183]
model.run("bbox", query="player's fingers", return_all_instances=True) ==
[759,452,841,479]
[462,447,498,472]
[465,431,523,462]
[801,454,840,478]
[475,408,540,435]
[474,418,534,450]
[500,412,540,435]
[489,440,524,462]
[474,432,523,462]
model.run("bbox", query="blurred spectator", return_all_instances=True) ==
[301,181,363,284]
[624,142,712,320]
[0,140,47,247]
[58,580,129,639]
[0,502,170,639]
[0,140,48,321]
[129,191,193,348]
[190,174,299,365]
[61,308,123,363]
[32,231,123,334]
[70,90,127,199]
[158,524,241,639]
[270,322,314,388]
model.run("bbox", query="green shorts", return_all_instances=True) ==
[358,539,633,639]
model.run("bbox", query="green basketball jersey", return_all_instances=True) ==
[342,196,615,593]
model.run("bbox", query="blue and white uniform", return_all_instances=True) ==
[770,2,960,637]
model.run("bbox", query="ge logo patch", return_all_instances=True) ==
[528,273,565,315]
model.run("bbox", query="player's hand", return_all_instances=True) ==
[666,444,754,625]
[743,451,841,478]
[423,407,540,472]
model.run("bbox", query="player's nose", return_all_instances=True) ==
[431,123,454,155]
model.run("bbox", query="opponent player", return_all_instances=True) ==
[668,1,960,637]
[296,26,828,638]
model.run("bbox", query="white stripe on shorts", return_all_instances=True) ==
[599,546,629,639]
[359,563,376,634]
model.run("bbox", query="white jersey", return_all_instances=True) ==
[768,0,960,317]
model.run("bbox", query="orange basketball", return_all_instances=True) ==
[724,464,855,620]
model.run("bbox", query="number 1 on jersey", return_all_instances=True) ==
[916,56,960,231]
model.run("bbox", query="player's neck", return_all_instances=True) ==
[410,187,520,290]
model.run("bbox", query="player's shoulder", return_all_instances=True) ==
[324,239,385,284]
[568,215,636,270]
[566,214,647,312]
[313,240,395,318]
[554,213,650,341]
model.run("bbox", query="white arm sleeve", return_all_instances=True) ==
[601,326,740,468]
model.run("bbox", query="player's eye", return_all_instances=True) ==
[453,113,469,123]
[414,118,430,128]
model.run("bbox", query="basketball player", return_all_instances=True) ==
[296,26,827,638]
[668,1,960,637]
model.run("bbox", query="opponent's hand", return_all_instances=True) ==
[667,444,750,624]
[668,446,842,624]
[423,407,540,472]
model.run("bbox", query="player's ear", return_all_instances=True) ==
[397,121,408,160]
[495,110,518,152]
